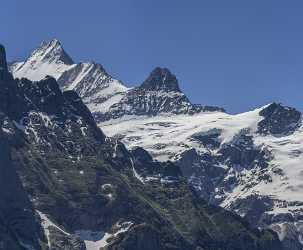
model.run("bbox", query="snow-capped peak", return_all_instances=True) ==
[12,39,74,81]
[10,40,129,116]
[35,38,74,65]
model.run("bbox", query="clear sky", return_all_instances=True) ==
[2,0,303,113]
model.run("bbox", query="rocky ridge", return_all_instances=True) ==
[10,40,223,123]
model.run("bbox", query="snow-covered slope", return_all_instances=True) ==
[10,39,128,115]
[100,108,261,161]
[12,39,74,81]
[100,103,303,249]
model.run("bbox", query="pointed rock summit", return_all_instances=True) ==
[258,102,302,135]
[0,44,8,78]
[0,44,12,81]
[140,67,181,92]
[0,44,8,71]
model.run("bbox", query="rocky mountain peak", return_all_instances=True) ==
[140,67,181,92]
[0,44,13,81]
[34,38,74,65]
[0,44,8,72]
[258,102,302,135]
[0,44,8,79]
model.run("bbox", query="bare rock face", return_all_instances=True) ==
[48,227,86,250]
[258,102,301,136]
[0,45,8,73]
[0,44,12,81]
[140,67,181,92]
[271,223,303,250]
[99,67,224,121]
[105,224,164,250]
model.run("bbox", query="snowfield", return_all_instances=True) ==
[100,106,303,217]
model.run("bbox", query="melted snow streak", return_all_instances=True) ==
[37,211,70,247]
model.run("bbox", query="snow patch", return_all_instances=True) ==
[75,221,133,250]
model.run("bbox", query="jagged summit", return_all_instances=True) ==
[0,44,8,72]
[11,39,74,81]
[0,44,12,81]
[34,38,74,65]
[258,102,302,135]
[10,40,224,122]
[140,67,181,92]
[10,40,128,116]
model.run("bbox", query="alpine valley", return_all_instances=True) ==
[1,39,301,249]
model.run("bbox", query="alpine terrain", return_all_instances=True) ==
[8,39,303,249]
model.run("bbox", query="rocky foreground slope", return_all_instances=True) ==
[10,39,303,249]
[1,43,286,250]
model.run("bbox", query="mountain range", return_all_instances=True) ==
[3,39,303,249]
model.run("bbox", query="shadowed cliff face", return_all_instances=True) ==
[0,45,11,81]
[0,45,7,72]
[0,125,43,249]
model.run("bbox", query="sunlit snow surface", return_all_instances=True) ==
[13,40,73,81]
[11,39,128,115]
[100,106,303,216]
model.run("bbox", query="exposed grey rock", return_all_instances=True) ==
[48,226,86,250]
[140,67,181,92]
[271,223,302,250]
[191,128,222,149]
[0,44,12,81]
[104,224,164,250]
[258,103,301,136]
[0,45,8,74]
[98,67,224,122]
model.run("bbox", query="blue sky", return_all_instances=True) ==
[2,0,303,113]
